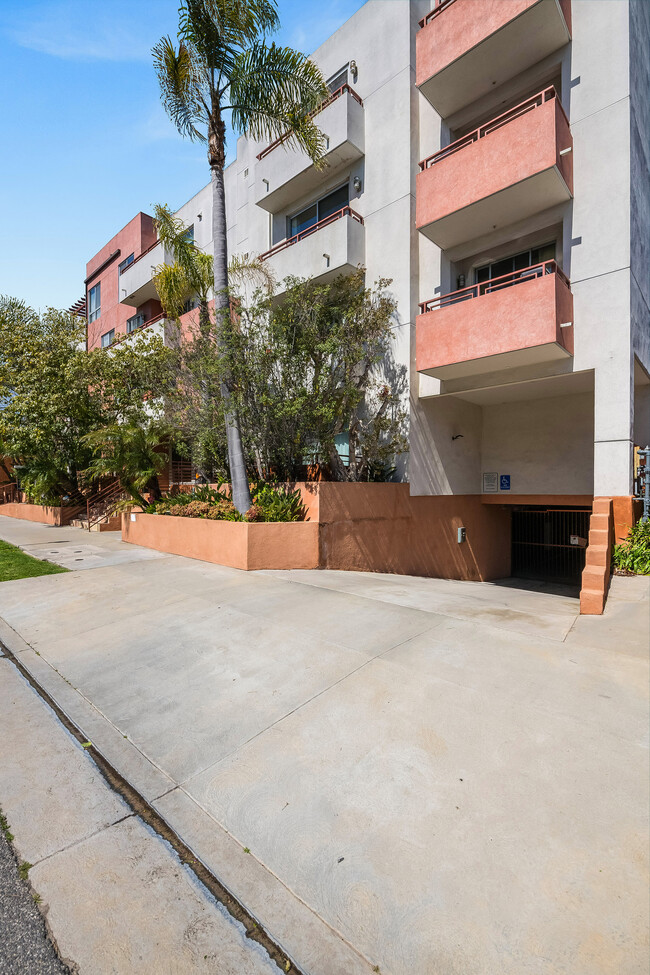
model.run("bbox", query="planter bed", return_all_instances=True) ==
[0,502,78,527]
[122,511,319,571]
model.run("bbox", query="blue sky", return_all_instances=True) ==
[0,0,366,311]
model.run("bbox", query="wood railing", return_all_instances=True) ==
[256,84,363,161]
[419,260,570,314]
[259,206,363,261]
[419,87,566,170]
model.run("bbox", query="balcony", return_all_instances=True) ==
[416,88,572,250]
[254,85,365,213]
[112,312,168,348]
[417,0,571,117]
[416,260,573,380]
[260,206,365,294]
[119,240,166,307]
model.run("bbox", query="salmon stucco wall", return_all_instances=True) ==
[0,503,72,526]
[315,483,511,581]
[122,512,320,571]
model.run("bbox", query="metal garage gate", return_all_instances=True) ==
[511,507,591,587]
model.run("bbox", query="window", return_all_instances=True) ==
[100,329,115,348]
[182,225,194,245]
[288,184,349,238]
[475,242,556,287]
[118,253,134,274]
[182,298,196,314]
[327,67,348,94]
[126,314,144,334]
[88,283,101,323]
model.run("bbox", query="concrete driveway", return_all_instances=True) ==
[0,516,648,975]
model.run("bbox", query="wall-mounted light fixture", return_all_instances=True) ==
[262,178,270,192]
[323,253,330,268]
[353,176,362,192]
[197,212,202,221]
[457,274,465,289]
[349,59,358,81]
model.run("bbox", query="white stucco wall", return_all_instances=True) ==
[481,391,594,496]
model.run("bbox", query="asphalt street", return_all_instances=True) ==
[0,821,70,975]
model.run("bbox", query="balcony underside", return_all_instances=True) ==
[119,241,165,308]
[420,340,572,381]
[417,0,571,117]
[256,141,363,213]
[419,166,572,250]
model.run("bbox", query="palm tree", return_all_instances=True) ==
[153,0,328,513]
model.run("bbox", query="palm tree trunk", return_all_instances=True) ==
[211,164,251,514]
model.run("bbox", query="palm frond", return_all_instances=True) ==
[152,36,206,141]
[228,42,328,162]
[228,254,275,295]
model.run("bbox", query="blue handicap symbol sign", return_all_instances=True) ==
[500,475,511,491]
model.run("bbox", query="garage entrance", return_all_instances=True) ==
[511,507,591,588]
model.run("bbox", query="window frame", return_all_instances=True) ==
[118,253,134,274]
[100,328,115,348]
[287,182,350,239]
[88,282,101,323]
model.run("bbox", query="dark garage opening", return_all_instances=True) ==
[511,506,592,590]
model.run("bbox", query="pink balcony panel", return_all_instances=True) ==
[416,89,572,250]
[416,261,574,380]
[417,0,571,117]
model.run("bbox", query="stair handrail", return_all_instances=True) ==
[86,479,124,531]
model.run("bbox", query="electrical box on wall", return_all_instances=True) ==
[457,527,466,543]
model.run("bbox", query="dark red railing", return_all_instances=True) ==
[256,84,363,161]
[123,237,161,272]
[419,86,566,170]
[259,206,364,261]
[418,0,457,29]
[110,312,165,348]
[419,260,570,314]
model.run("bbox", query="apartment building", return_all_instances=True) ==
[79,0,649,598]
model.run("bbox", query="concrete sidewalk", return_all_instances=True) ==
[0,516,648,974]
[0,657,281,974]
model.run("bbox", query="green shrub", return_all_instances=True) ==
[613,519,650,575]
[145,482,306,523]
[250,483,306,522]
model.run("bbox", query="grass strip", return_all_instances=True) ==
[0,539,68,582]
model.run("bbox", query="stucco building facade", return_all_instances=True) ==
[80,0,649,600]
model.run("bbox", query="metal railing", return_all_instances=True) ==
[0,483,17,504]
[86,480,124,531]
[418,0,457,29]
[259,206,364,261]
[256,84,363,161]
[111,312,165,347]
[419,86,565,170]
[419,260,569,314]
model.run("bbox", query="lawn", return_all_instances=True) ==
[0,539,69,582]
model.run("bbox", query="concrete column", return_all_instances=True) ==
[593,357,634,496]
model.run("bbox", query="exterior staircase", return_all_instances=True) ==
[580,497,614,615]
[68,480,125,532]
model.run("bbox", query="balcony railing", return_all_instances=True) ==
[111,311,165,347]
[419,260,569,314]
[419,86,566,170]
[256,84,364,161]
[418,0,457,29]
[259,206,364,261]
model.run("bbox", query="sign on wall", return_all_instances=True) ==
[500,475,511,491]
[482,472,498,493]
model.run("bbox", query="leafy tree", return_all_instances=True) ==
[0,297,103,501]
[0,296,177,503]
[153,0,328,512]
[227,270,409,481]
